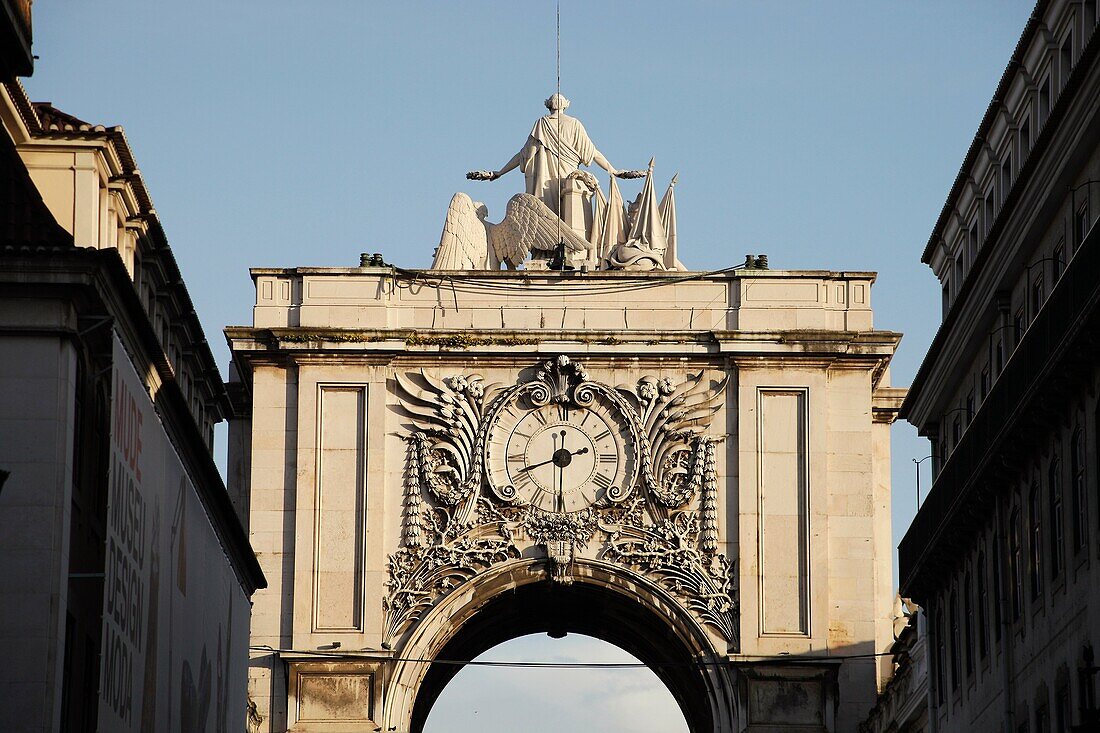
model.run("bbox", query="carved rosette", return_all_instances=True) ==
[388,357,737,646]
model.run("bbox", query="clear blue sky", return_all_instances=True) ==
[26,2,1034,730]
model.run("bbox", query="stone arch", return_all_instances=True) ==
[384,558,737,733]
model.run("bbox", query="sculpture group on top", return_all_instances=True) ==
[431,94,684,272]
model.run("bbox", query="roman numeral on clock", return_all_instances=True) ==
[593,472,613,490]
[533,410,549,426]
[598,452,617,463]
[593,429,611,441]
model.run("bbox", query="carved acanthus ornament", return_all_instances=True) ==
[388,357,736,646]
[395,371,500,524]
[383,499,518,647]
[599,441,736,641]
[623,372,728,509]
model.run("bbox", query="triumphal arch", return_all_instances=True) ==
[227,95,904,732]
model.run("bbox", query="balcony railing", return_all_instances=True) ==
[900,222,1100,599]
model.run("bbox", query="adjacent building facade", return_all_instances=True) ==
[228,263,905,732]
[860,599,928,733]
[0,78,265,732]
[899,1,1100,730]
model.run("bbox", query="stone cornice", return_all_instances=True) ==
[905,26,1100,425]
[225,327,900,360]
[0,246,266,595]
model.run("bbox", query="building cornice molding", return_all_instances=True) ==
[921,1,1053,264]
[904,24,1100,422]
[0,246,266,595]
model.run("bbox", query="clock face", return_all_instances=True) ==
[486,393,637,512]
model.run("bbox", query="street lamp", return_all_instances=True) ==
[913,455,934,511]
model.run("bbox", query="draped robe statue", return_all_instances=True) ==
[468,93,623,216]
[522,111,597,212]
[445,94,682,271]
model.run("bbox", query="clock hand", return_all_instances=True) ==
[558,431,566,512]
[516,447,589,473]
[517,456,556,473]
[558,438,564,513]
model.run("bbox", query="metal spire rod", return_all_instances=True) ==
[556,0,562,254]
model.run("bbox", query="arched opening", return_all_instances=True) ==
[423,634,689,732]
[386,560,736,733]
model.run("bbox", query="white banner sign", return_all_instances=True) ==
[100,335,249,732]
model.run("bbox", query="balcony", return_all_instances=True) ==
[899,222,1100,600]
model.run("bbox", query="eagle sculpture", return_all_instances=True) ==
[430,192,592,270]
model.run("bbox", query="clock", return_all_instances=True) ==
[485,390,638,512]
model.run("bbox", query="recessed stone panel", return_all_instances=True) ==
[758,388,809,636]
[297,673,374,721]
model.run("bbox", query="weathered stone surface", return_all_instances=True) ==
[229,267,901,732]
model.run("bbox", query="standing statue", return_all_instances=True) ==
[430,94,683,271]
[467,93,639,215]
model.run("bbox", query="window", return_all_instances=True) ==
[964,571,975,676]
[969,222,980,265]
[992,531,1003,641]
[1075,203,1091,251]
[980,365,990,399]
[995,338,1005,374]
[1031,274,1045,318]
[1039,74,1052,126]
[1055,684,1071,731]
[1071,428,1086,549]
[1049,456,1064,579]
[955,257,966,292]
[1014,308,1025,346]
[966,391,975,422]
[985,191,997,237]
[1010,507,1024,619]
[935,606,947,704]
[942,279,952,318]
[1030,484,1043,599]
[1036,700,1051,733]
[950,590,961,690]
[1002,153,1013,202]
[1020,116,1032,158]
[953,415,962,448]
[1053,241,1065,282]
[977,550,989,658]
[1060,34,1074,89]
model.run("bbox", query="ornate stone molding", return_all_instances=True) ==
[389,357,737,646]
[383,499,518,647]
